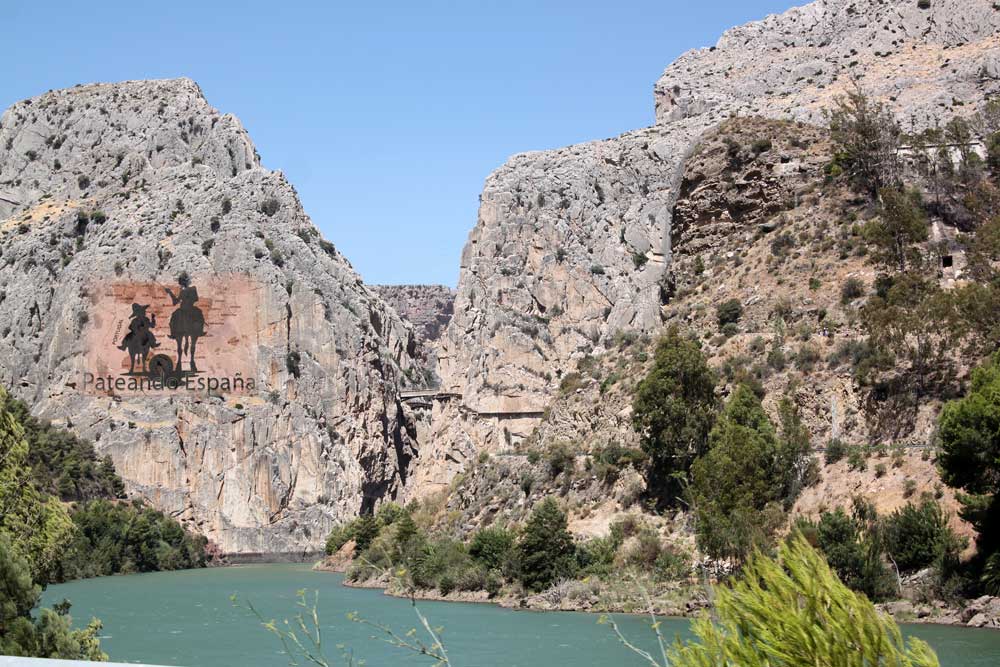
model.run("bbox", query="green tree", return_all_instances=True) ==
[468,526,515,572]
[987,132,1000,174]
[375,502,405,528]
[689,385,793,563]
[0,389,75,584]
[518,497,576,591]
[0,535,106,661]
[353,515,379,554]
[0,390,125,501]
[884,497,960,574]
[632,327,718,504]
[938,354,1000,563]
[827,86,902,197]
[863,188,929,273]
[650,535,938,667]
[800,505,895,601]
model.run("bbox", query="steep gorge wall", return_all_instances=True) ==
[0,79,419,554]
[422,0,1000,490]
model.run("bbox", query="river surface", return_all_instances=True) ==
[42,564,1000,667]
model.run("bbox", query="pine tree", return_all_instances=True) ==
[632,327,717,505]
[663,535,938,667]
[689,386,811,564]
[938,354,1000,564]
[518,497,576,591]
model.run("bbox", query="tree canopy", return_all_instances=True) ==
[938,354,1000,562]
[689,385,802,563]
[632,327,717,504]
[518,497,576,591]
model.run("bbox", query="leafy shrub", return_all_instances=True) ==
[825,438,848,464]
[625,530,662,567]
[559,372,586,395]
[794,344,821,372]
[847,446,868,471]
[883,497,959,573]
[767,345,787,371]
[751,138,773,155]
[841,277,866,304]
[545,442,576,479]
[375,502,405,528]
[770,233,795,257]
[576,534,621,578]
[591,442,647,485]
[804,507,894,601]
[324,521,357,555]
[716,299,743,328]
[654,544,691,581]
[286,351,301,378]
[260,198,280,217]
[469,526,516,571]
[519,472,535,495]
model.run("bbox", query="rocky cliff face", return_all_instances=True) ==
[427,0,1000,486]
[0,78,419,554]
[440,114,976,548]
[373,285,455,388]
[373,285,455,346]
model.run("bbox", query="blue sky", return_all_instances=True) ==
[4,0,800,286]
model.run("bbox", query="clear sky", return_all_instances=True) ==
[4,0,801,286]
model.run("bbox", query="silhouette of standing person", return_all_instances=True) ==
[164,273,206,373]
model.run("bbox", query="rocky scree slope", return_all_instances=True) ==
[0,78,420,554]
[425,0,1000,492]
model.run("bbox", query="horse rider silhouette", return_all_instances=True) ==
[118,303,159,373]
[164,276,206,373]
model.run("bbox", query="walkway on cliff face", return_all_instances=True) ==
[398,388,545,418]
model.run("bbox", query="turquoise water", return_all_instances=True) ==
[42,564,1000,666]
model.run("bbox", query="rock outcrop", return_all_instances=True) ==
[373,285,455,346]
[0,78,419,554]
[373,284,455,388]
[427,0,1000,486]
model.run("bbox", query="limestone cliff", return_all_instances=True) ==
[423,0,1000,492]
[0,78,419,554]
[372,284,455,388]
